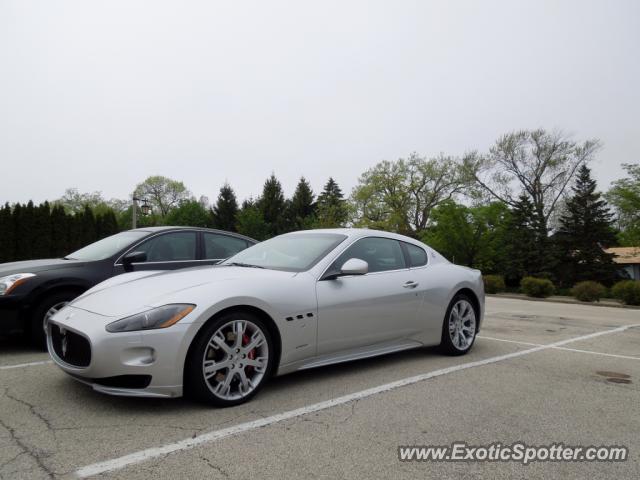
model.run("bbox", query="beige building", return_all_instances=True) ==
[605,247,640,280]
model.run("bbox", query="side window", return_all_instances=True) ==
[135,232,197,262]
[332,237,406,274]
[405,243,428,267]
[204,233,249,260]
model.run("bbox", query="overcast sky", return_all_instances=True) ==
[1,0,639,206]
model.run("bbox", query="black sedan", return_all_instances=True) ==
[0,226,256,346]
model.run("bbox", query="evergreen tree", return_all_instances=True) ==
[258,174,287,236]
[555,165,618,286]
[502,195,541,285]
[165,200,210,227]
[211,183,239,232]
[79,205,97,247]
[0,203,15,263]
[315,177,348,227]
[51,204,69,257]
[236,203,269,241]
[14,202,36,260]
[288,177,315,230]
[31,202,52,259]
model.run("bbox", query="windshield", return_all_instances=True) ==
[223,233,347,272]
[66,231,149,261]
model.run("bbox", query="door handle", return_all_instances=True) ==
[403,281,419,289]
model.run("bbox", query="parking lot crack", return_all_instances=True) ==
[0,414,54,479]
[3,389,55,433]
[200,455,230,478]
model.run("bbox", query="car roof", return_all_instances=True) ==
[286,228,426,247]
[126,226,256,243]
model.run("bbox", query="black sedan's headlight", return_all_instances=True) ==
[106,304,195,333]
[0,273,36,295]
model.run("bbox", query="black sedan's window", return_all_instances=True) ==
[204,233,249,260]
[136,232,197,262]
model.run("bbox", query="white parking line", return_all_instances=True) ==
[74,323,639,479]
[479,335,640,361]
[0,360,53,370]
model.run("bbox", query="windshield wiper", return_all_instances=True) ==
[224,262,265,269]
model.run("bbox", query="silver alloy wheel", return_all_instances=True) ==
[448,299,476,351]
[202,319,269,401]
[43,301,70,332]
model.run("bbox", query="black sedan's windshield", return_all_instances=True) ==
[223,233,346,272]
[66,231,148,261]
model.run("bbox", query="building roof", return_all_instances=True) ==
[605,247,640,265]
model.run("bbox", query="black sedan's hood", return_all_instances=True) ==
[0,258,84,276]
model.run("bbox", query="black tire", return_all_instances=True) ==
[439,293,478,356]
[30,291,78,349]
[185,310,275,407]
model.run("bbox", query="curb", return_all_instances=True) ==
[486,293,640,310]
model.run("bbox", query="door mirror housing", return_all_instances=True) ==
[122,251,147,272]
[340,258,369,276]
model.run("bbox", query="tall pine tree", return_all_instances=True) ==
[502,195,541,285]
[211,183,239,232]
[555,165,618,286]
[315,177,348,227]
[0,203,15,263]
[258,174,287,237]
[288,177,315,230]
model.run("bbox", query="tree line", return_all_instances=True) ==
[1,128,638,291]
[0,202,118,263]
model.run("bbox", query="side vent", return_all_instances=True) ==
[285,312,314,322]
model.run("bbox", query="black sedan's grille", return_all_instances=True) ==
[50,323,91,367]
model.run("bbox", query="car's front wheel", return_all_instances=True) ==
[440,294,477,356]
[186,310,274,407]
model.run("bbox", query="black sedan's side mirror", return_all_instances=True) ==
[122,251,147,272]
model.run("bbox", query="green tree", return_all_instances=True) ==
[96,210,120,239]
[31,202,52,259]
[464,129,600,234]
[502,195,547,285]
[236,202,269,240]
[316,177,348,228]
[288,177,315,230]
[606,163,640,246]
[211,183,239,232]
[79,205,98,247]
[164,200,211,227]
[258,174,287,236]
[55,188,106,214]
[555,165,618,286]
[422,200,509,271]
[0,203,15,263]
[351,154,467,235]
[13,202,35,260]
[50,204,69,257]
[134,176,192,217]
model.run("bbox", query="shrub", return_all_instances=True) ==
[520,276,555,298]
[611,280,640,306]
[571,281,606,302]
[483,275,506,294]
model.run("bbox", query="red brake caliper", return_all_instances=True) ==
[242,334,256,373]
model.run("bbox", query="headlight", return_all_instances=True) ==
[106,304,195,333]
[0,273,36,295]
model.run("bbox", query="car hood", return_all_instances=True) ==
[70,265,296,318]
[0,258,83,276]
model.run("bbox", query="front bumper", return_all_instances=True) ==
[47,306,197,398]
[0,295,27,334]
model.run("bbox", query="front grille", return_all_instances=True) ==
[50,323,91,367]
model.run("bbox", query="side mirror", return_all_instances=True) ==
[122,251,147,272]
[340,258,368,276]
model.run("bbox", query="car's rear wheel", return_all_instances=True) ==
[440,294,477,356]
[186,310,274,407]
[30,291,76,349]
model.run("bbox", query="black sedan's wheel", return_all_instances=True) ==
[186,310,274,407]
[440,294,477,356]
[30,291,76,349]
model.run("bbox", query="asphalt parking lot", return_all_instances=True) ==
[1,296,638,479]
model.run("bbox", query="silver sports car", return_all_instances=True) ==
[47,229,484,406]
